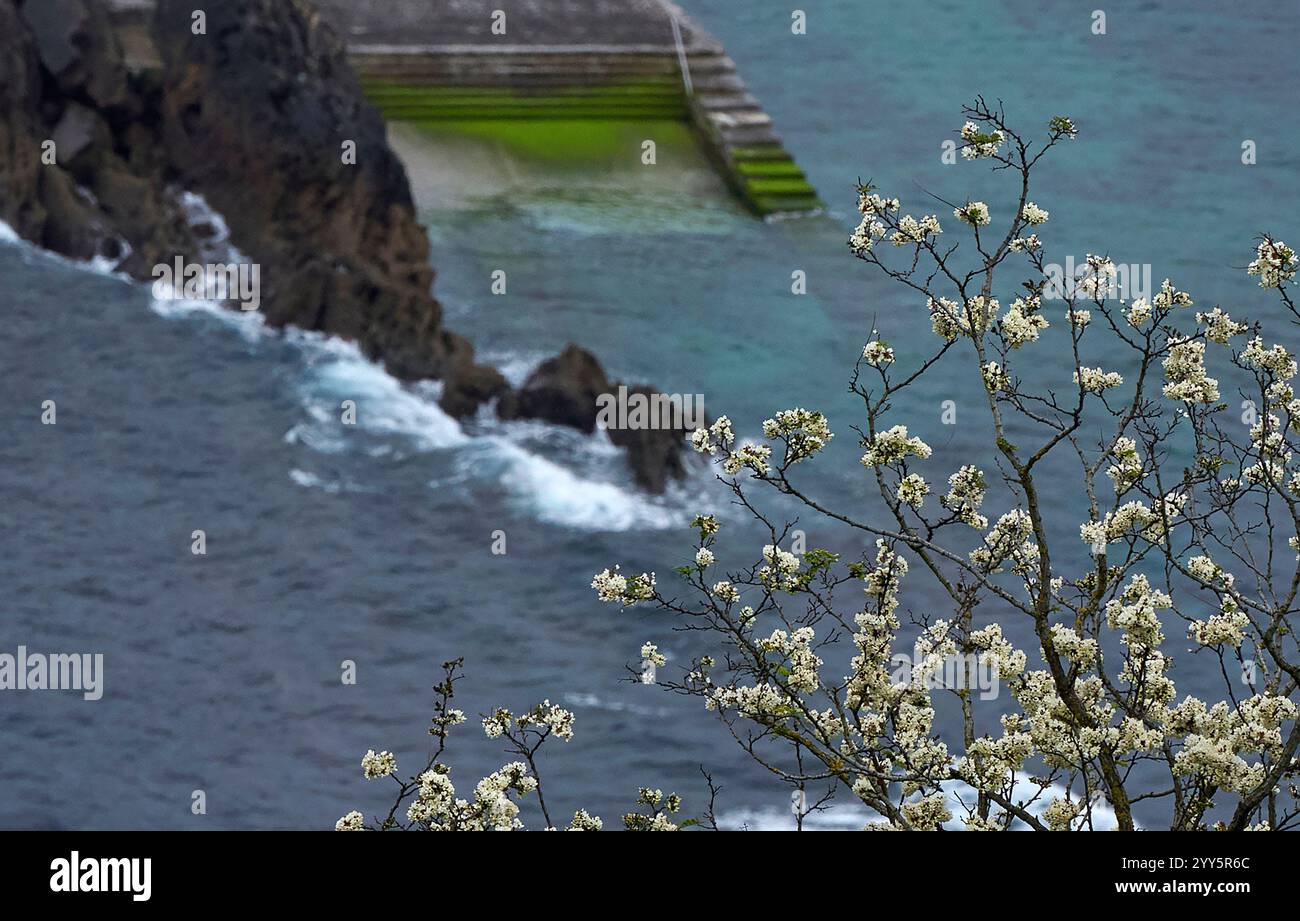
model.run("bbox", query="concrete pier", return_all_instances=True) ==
[108,0,821,216]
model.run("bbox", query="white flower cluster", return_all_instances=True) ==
[900,791,953,829]
[721,443,773,476]
[896,472,929,510]
[1246,238,1297,288]
[1105,574,1170,648]
[969,509,1034,570]
[1162,338,1219,403]
[1074,366,1124,393]
[1126,297,1151,327]
[862,340,895,367]
[849,190,898,254]
[890,213,942,247]
[690,415,734,455]
[622,788,683,831]
[1008,234,1040,253]
[1042,796,1085,831]
[759,544,802,591]
[712,580,740,604]
[941,465,988,528]
[1189,600,1249,648]
[1243,414,1292,486]
[981,361,1009,393]
[960,120,1003,159]
[690,414,779,477]
[591,565,657,606]
[709,681,796,719]
[1080,493,1187,549]
[522,700,577,741]
[1049,624,1098,667]
[641,642,666,667]
[1196,307,1246,344]
[1241,337,1298,387]
[1152,278,1193,310]
[1000,295,1049,348]
[1021,201,1049,225]
[926,294,995,342]
[567,809,603,831]
[954,200,991,227]
[335,810,365,831]
[860,424,932,467]
[1169,695,1296,794]
[1187,554,1231,586]
[759,626,822,693]
[1076,255,1117,299]
[763,408,834,464]
[863,539,909,616]
[1106,436,1143,494]
[362,749,396,780]
[483,701,577,742]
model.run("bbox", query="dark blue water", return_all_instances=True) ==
[1,0,1296,829]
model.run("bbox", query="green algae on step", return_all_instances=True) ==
[397,118,700,165]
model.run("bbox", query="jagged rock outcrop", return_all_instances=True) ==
[151,0,495,387]
[500,344,611,432]
[1,0,194,272]
[0,0,694,492]
[501,344,691,493]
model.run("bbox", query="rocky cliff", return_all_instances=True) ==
[0,0,693,492]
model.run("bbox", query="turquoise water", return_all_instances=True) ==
[0,1,1296,829]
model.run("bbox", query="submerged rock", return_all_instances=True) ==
[501,344,612,433]
[501,345,693,494]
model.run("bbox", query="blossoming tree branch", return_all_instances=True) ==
[342,100,1300,831]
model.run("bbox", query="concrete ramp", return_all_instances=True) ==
[109,0,821,216]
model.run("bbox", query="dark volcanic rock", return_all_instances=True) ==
[36,166,109,259]
[20,0,129,108]
[606,386,691,494]
[0,0,192,267]
[439,357,511,419]
[0,0,49,242]
[503,344,611,432]
[0,0,693,490]
[152,0,467,383]
[502,345,692,494]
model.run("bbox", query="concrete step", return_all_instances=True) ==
[377,104,688,120]
[691,91,760,111]
[352,53,690,80]
[724,143,791,161]
[705,109,772,129]
[363,84,683,102]
[689,72,745,93]
[751,192,823,215]
[735,159,808,181]
[718,123,781,146]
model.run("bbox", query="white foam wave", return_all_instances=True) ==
[0,208,713,533]
[291,339,468,451]
[471,436,683,531]
[149,295,268,343]
[0,218,130,279]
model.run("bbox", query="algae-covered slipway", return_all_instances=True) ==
[109,0,820,215]
[314,0,820,216]
[314,0,816,217]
